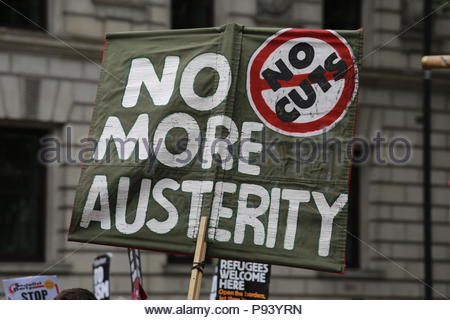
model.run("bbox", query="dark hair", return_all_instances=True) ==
[54,288,97,300]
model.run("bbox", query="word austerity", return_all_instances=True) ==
[81,175,347,256]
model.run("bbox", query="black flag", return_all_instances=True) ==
[92,254,111,300]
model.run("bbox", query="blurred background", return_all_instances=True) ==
[0,0,449,299]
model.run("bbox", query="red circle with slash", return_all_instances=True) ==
[247,28,358,137]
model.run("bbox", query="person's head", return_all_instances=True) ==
[54,288,97,300]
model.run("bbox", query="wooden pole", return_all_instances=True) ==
[187,216,208,300]
[421,55,450,69]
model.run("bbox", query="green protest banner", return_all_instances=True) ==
[68,24,362,272]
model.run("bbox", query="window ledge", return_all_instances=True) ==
[0,27,102,59]
[92,0,147,9]
[0,262,73,275]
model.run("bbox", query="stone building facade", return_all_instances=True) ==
[0,0,449,299]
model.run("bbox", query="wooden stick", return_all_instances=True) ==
[187,216,208,300]
[421,55,450,69]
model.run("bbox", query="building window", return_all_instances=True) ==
[323,0,361,30]
[0,0,47,31]
[346,163,361,269]
[0,127,47,262]
[171,0,214,29]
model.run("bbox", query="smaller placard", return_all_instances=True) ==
[93,254,111,300]
[214,259,271,300]
[2,275,60,300]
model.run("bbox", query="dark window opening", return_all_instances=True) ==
[171,0,214,29]
[346,159,361,269]
[0,0,47,31]
[0,127,47,262]
[323,0,361,30]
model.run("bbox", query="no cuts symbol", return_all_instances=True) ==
[247,28,358,136]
